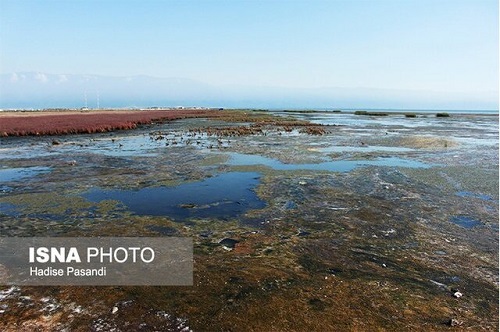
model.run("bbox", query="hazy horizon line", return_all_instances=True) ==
[2,71,498,96]
[1,71,498,111]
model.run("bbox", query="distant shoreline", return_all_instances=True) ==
[0,107,498,115]
[1,108,497,138]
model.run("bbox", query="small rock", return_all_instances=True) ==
[382,228,396,236]
[179,203,196,209]
[297,230,310,237]
[111,306,118,314]
[52,139,61,145]
[453,291,463,298]
[199,231,212,238]
[447,318,462,326]
[382,263,387,268]
[263,247,274,254]
[218,238,239,249]
[298,181,307,185]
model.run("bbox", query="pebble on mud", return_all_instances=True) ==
[447,318,462,327]
[179,203,196,209]
[297,229,311,237]
[218,238,239,251]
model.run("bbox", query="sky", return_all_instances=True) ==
[0,0,498,109]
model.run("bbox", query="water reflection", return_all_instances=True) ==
[226,153,431,172]
[83,172,265,220]
[0,167,51,182]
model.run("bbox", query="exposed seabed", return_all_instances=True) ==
[0,110,498,331]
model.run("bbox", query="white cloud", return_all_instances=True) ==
[10,73,19,82]
[57,74,68,83]
[35,72,48,83]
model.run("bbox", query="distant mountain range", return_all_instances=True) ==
[0,72,497,110]
[0,72,216,109]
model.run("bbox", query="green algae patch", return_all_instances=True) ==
[95,199,126,215]
[0,192,93,216]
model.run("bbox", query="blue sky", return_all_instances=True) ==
[0,0,498,109]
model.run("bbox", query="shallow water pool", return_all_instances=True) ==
[0,167,51,182]
[83,172,265,220]
[226,152,431,172]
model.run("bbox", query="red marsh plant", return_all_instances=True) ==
[0,109,222,137]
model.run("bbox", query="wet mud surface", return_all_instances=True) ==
[0,110,498,331]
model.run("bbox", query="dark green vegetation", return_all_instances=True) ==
[282,110,334,113]
[0,110,498,331]
[354,110,389,116]
[436,112,450,117]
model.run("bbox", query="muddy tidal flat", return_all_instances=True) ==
[0,109,498,331]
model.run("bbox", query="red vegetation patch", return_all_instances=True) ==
[0,109,222,136]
